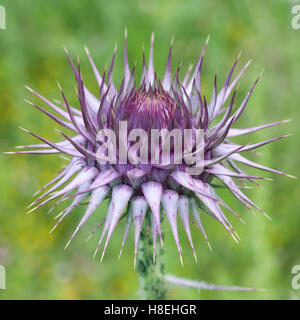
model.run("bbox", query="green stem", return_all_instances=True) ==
[136,228,167,300]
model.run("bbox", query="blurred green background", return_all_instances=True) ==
[0,0,299,300]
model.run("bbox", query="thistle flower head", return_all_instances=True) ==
[9,32,293,267]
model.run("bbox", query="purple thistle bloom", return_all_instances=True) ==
[7,31,294,267]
